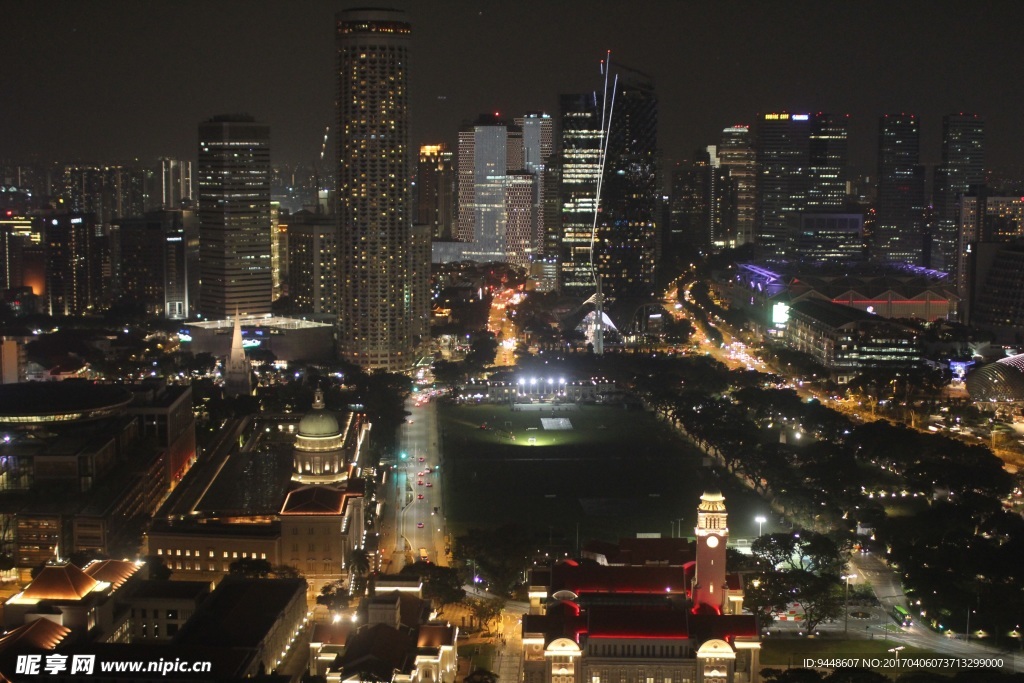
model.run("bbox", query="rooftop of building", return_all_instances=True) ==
[128,580,211,602]
[582,537,696,566]
[336,622,417,681]
[538,559,694,597]
[187,315,331,331]
[0,382,133,423]
[0,619,72,652]
[789,298,902,329]
[174,577,307,649]
[280,485,352,515]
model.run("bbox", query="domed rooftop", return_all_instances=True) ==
[0,382,133,424]
[966,355,1024,402]
[297,389,341,438]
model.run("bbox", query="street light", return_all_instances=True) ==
[755,516,767,537]
[842,574,857,635]
[966,608,976,644]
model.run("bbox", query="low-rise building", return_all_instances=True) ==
[523,492,760,683]
[783,298,923,381]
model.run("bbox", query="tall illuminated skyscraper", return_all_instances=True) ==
[335,8,414,371]
[718,126,756,246]
[557,93,602,298]
[197,115,272,319]
[932,114,985,274]
[557,71,658,304]
[875,114,926,264]
[416,144,454,240]
[516,112,554,255]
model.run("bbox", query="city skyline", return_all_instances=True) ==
[5,1,1024,174]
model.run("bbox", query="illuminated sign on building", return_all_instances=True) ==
[772,302,790,327]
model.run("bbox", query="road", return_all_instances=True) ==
[849,553,1022,670]
[385,396,448,571]
[488,288,518,367]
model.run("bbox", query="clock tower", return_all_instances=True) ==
[693,489,728,612]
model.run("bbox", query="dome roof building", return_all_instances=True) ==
[293,389,348,483]
[966,354,1024,402]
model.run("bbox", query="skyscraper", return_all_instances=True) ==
[875,114,926,264]
[755,113,812,258]
[197,115,272,319]
[598,69,659,302]
[807,113,849,211]
[335,8,414,371]
[557,93,602,299]
[287,210,338,315]
[456,114,519,259]
[158,158,193,209]
[41,213,103,316]
[516,112,554,255]
[718,126,757,246]
[416,144,454,240]
[932,114,985,274]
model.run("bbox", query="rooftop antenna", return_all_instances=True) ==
[584,51,618,356]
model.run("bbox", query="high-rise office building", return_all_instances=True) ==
[755,113,812,258]
[718,125,757,246]
[456,114,519,260]
[197,115,272,319]
[957,194,1024,320]
[416,144,454,240]
[669,156,711,252]
[875,114,926,264]
[41,213,103,316]
[116,210,198,319]
[158,158,193,209]
[932,114,985,274]
[557,73,658,303]
[807,113,849,211]
[287,210,338,315]
[754,112,849,258]
[598,70,659,302]
[336,8,414,371]
[516,112,554,255]
[62,165,147,225]
[669,149,733,255]
[557,94,602,299]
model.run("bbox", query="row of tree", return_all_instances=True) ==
[634,354,1023,645]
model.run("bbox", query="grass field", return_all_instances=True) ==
[438,402,772,544]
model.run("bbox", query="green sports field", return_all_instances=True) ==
[438,402,771,544]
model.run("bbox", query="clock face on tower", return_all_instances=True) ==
[705,535,720,548]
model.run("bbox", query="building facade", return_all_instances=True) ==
[522,492,759,683]
[197,115,272,319]
[335,8,414,372]
[932,114,985,274]
[417,144,454,240]
[719,126,756,247]
[875,114,926,265]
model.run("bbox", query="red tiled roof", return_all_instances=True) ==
[551,563,691,595]
[84,559,141,591]
[0,619,72,652]
[587,606,690,639]
[22,564,98,601]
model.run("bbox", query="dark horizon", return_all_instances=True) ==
[5,1,1024,176]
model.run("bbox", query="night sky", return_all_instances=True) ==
[6,1,1023,175]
